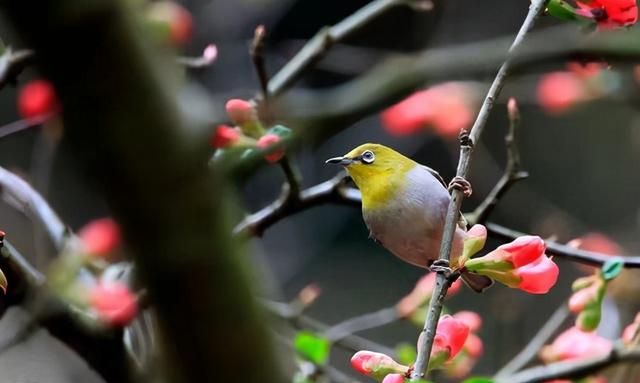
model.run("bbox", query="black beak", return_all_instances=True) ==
[325,156,353,165]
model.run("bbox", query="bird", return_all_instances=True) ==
[326,143,492,292]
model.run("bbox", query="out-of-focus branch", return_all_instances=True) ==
[3,1,285,383]
[323,307,399,342]
[499,346,640,383]
[234,172,360,237]
[411,1,548,379]
[0,49,35,90]
[268,0,413,97]
[0,165,67,250]
[467,98,529,225]
[495,305,570,378]
[2,238,46,287]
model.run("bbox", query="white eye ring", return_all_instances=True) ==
[361,150,375,164]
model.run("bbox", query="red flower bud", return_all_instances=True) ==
[350,351,408,380]
[452,311,482,333]
[540,326,612,363]
[431,315,470,360]
[225,99,255,126]
[575,0,637,29]
[210,125,240,148]
[89,282,138,326]
[148,1,193,46]
[507,97,519,122]
[381,373,406,383]
[515,255,559,294]
[79,218,121,257]
[18,80,60,121]
[537,72,586,114]
[466,235,546,269]
[257,134,285,163]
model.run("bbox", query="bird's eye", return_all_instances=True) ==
[361,150,375,164]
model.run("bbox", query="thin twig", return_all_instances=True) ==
[468,98,529,225]
[234,172,359,236]
[323,307,399,342]
[499,346,640,383]
[267,0,408,97]
[495,305,570,377]
[486,222,640,267]
[411,1,548,379]
[0,165,68,250]
[2,239,46,286]
[250,25,269,100]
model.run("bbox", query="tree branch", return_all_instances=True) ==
[495,305,570,377]
[0,49,35,90]
[499,346,640,383]
[323,307,399,342]
[411,1,548,379]
[0,165,68,250]
[468,98,529,225]
[267,0,410,97]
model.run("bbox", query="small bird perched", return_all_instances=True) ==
[326,143,491,292]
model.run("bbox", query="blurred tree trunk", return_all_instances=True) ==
[2,1,284,382]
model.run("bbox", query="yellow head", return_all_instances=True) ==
[326,143,417,210]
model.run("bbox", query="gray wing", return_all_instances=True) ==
[420,165,468,229]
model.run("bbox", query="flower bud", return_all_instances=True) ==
[257,134,285,163]
[202,44,218,63]
[350,351,408,380]
[297,284,321,307]
[89,282,138,326]
[428,315,469,368]
[537,72,586,114]
[18,80,60,121]
[396,274,461,318]
[147,1,193,46]
[514,255,559,294]
[452,311,482,333]
[79,218,121,257]
[210,125,240,148]
[459,224,487,266]
[540,327,612,363]
[381,373,406,383]
[507,97,519,122]
[225,99,255,126]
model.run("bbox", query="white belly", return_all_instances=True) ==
[362,167,464,268]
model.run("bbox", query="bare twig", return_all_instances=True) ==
[468,98,529,225]
[499,346,640,383]
[267,0,409,97]
[323,307,399,342]
[250,25,269,100]
[486,222,640,267]
[234,172,359,236]
[0,49,35,89]
[0,165,67,250]
[2,238,46,287]
[495,305,570,377]
[411,1,548,379]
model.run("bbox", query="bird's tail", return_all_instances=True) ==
[460,271,493,293]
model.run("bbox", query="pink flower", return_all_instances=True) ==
[380,82,475,138]
[452,311,482,333]
[79,218,121,257]
[566,61,608,79]
[540,327,613,363]
[210,125,240,148]
[483,236,546,268]
[537,72,586,114]
[431,315,470,360]
[257,134,285,163]
[515,255,559,294]
[89,282,138,326]
[381,374,406,383]
[350,351,408,380]
[396,273,461,317]
[18,80,60,121]
[225,99,255,126]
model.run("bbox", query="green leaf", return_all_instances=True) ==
[294,331,330,365]
[462,378,495,383]
[546,0,578,21]
[601,257,624,281]
[395,343,417,365]
[266,124,293,139]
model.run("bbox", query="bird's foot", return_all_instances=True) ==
[429,259,453,277]
[448,176,472,197]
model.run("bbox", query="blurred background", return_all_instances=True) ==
[0,0,638,382]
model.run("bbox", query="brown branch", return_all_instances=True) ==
[411,1,548,379]
[250,25,269,101]
[234,172,359,237]
[499,346,640,383]
[267,0,410,97]
[468,98,529,226]
[495,304,570,377]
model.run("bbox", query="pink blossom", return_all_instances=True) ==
[537,72,586,114]
[256,134,285,163]
[452,311,482,333]
[540,327,612,363]
[225,99,255,126]
[210,125,240,148]
[396,274,461,317]
[431,315,470,359]
[89,282,138,326]
[515,255,559,294]
[381,373,406,383]
[18,80,60,121]
[79,218,121,257]
[350,351,408,380]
